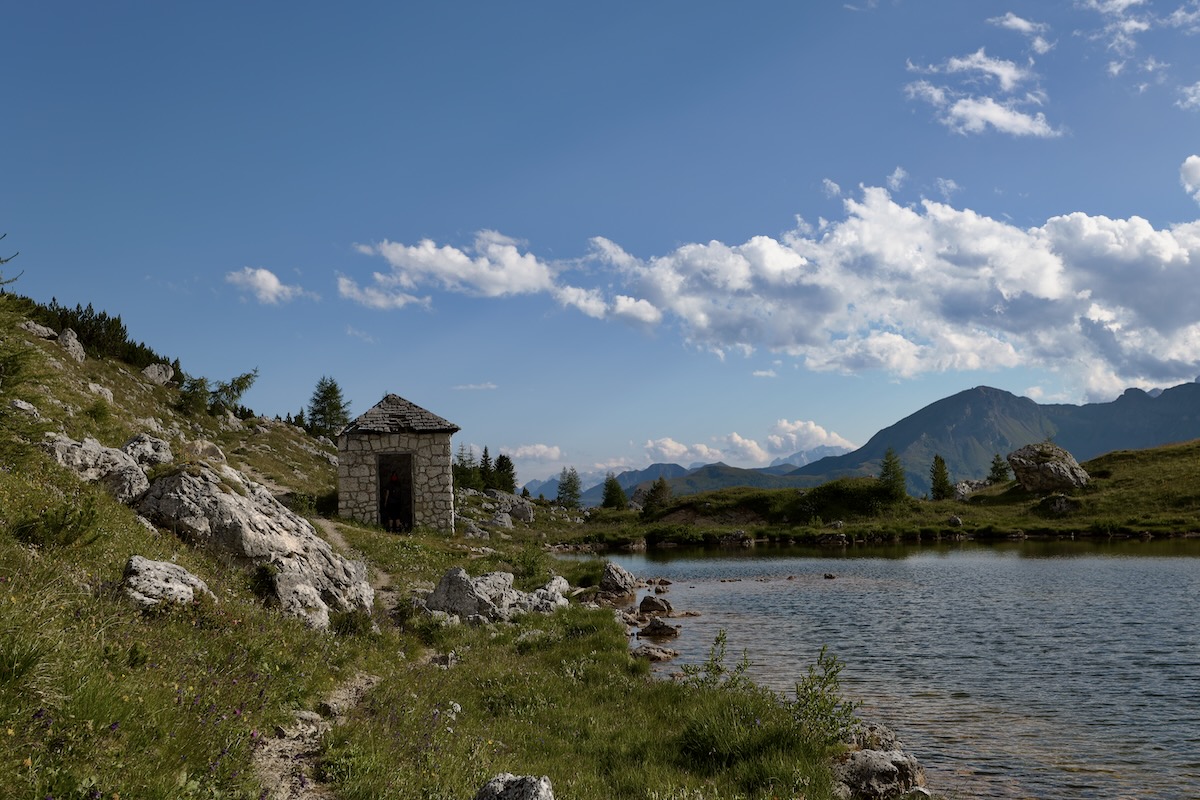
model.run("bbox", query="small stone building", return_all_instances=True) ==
[337,394,460,533]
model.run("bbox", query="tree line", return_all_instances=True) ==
[454,444,518,494]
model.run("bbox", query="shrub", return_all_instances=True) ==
[791,645,860,747]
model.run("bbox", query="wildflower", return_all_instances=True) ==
[109,721,119,732]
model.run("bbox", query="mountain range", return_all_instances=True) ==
[530,381,1200,503]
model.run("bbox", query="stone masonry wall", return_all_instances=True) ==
[337,431,455,533]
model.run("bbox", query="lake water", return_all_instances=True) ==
[604,539,1200,799]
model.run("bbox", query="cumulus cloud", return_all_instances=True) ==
[226,267,317,304]
[512,444,562,461]
[643,437,723,465]
[906,84,1062,137]
[353,179,1200,403]
[887,167,908,191]
[1180,155,1200,202]
[766,419,857,454]
[337,274,428,310]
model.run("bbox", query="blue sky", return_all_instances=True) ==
[5,1,1200,486]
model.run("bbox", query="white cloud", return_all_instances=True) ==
[345,325,375,343]
[720,433,770,464]
[512,444,561,461]
[357,178,1200,401]
[989,12,1054,54]
[887,167,908,191]
[554,285,608,319]
[643,437,723,465]
[766,419,856,454]
[822,178,842,197]
[355,230,556,298]
[752,369,777,378]
[226,267,317,304]
[943,48,1034,93]
[936,177,961,200]
[611,295,663,324]
[1178,81,1200,110]
[1183,156,1200,202]
[337,274,428,310]
[938,95,1062,137]
[452,382,498,391]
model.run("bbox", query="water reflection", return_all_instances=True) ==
[597,539,1200,800]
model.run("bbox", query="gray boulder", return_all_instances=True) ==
[631,643,679,662]
[141,363,175,386]
[638,617,680,639]
[122,433,174,468]
[136,460,372,629]
[43,434,150,503]
[834,749,926,800]
[58,328,86,362]
[10,399,40,418]
[474,774,554,800]
[485,489,536,524]
[424,567,568,624]
[18,320,57,339]
[122,555,216,609]
[599,562,639,595]
[1007,443,1089,492]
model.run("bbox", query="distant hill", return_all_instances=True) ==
[791,383,1200,496]
[578,462,689,506]
[530,382,1200,502]
[769,444,853,469]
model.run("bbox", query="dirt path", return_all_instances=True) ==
[313,517,402,615]
[251,671,381,800]
[250,519,396,799]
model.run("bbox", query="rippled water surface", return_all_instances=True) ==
[605,540,1200,799]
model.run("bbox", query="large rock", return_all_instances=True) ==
[18,320,57,339]
[141,363,175,386]
[423,567,568,624]
[122,433,174,468]
[474,774,554,800]
[136,460,372,629]
[1007,443,1090,492]
[58,327,86,362]
[484,489,536,524]
[599,562,639,595]
[833,749,926,800]
[122,555,216,609]
[43,434,150,503]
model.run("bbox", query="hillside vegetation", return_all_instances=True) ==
[0,294,858,799]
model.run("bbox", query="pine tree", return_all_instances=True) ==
[929,454,953,501]
[641,475,672,518]
[493,454,517,494]
[307,376,352,439]
[987,453,1011,484]
[453,443,483,491]
[878,447,907,502]
[479,446,494,490]
[557,466,582,510]
[601,472,628,509]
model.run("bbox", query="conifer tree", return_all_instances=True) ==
[878,447,907,502]
[453,443,483,491]
[987,453,1011,484]
[307,375,351,439]
[601,472,628,509]
[493,453,517,494]
[929,454,953,501]
[479,446,494,490]
[557,466,582,510]
[641,475,672,518]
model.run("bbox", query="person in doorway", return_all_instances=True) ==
[383,470,402,532]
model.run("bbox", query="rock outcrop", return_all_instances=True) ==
[122,433,174,469]
[485,489,536,524]
[58,327,86,362]
[136,460,372,629]
[1007,442,1089,492]
[43,434,150,503]
[122,555,216,609]
[599,561,639,596]
[141,363,175,386]
[834,722,928,800]
[474,774,555,800]
[422,567,569,624]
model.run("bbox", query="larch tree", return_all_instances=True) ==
[557,466,582,510]
[878,447,908,502]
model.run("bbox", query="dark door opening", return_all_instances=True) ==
[378,453,414,532]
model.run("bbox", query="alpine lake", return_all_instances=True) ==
[600,537,1200,799]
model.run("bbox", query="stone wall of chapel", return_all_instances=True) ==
[337,431,455,533]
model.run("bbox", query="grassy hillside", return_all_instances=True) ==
[0,296,858,799]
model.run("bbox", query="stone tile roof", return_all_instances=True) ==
[341,393,460,435]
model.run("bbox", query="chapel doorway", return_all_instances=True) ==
[378,453,414,532]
